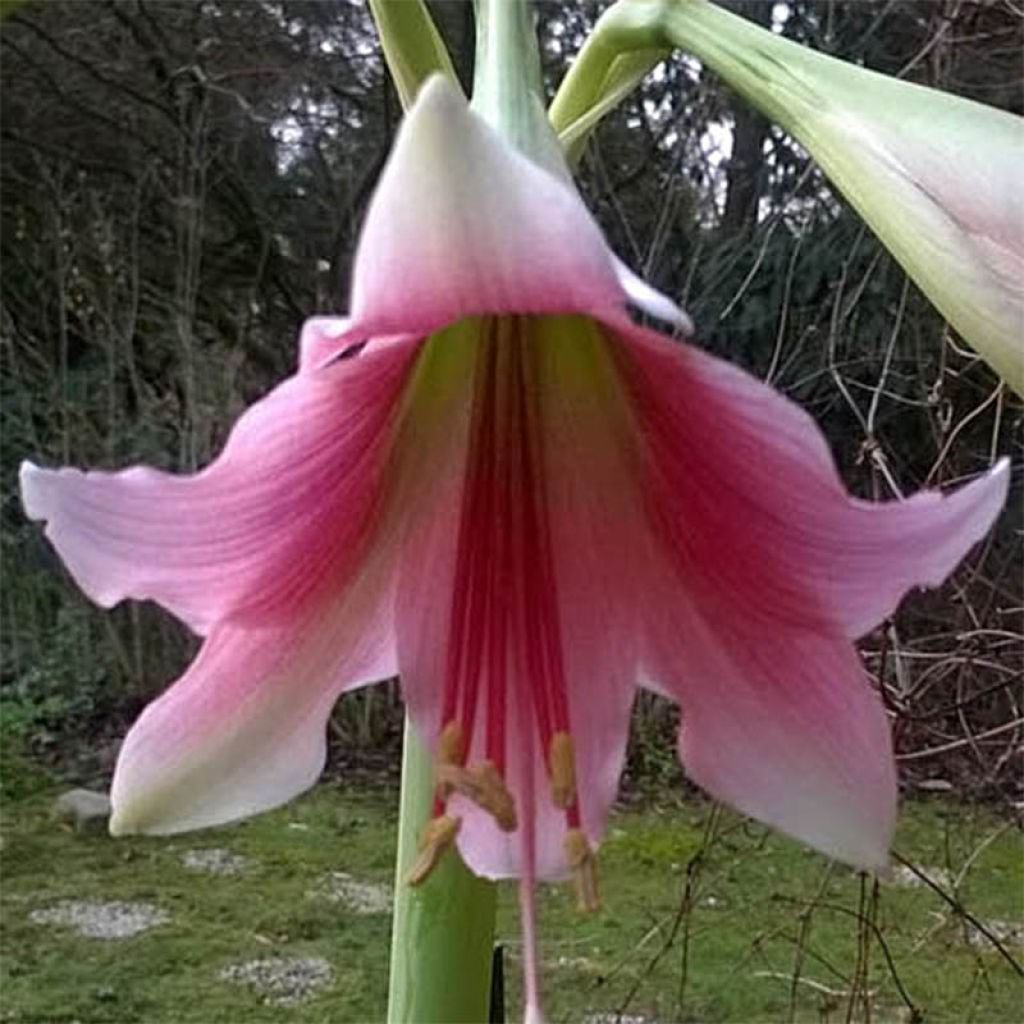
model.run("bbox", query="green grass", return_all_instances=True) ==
[1,774,1020,1023]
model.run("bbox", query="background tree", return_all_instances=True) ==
[1,0,1020,799]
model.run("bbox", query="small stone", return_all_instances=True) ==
[583,1014,654,1024]
[965,919,1024,950]
[219,956,333,1006]
[888,864,955,890]
[552,954,601,972]
[181,848,251,876]
[30,900,168,939]
[312,871,392,915]
[915,778,954,792]
[52,789,112,834]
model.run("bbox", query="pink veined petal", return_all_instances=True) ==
[21,338,420,635]
[607,318,1010,641]
[347,77,687,345]
[110,560,397,835]
[644,585,897,869]
[600,318,1008,868]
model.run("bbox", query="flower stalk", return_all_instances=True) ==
[471,0,567,178]
[387,720,497,1023]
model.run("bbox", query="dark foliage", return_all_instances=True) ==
[1,0,1020,800]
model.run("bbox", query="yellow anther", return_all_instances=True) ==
[438,720,466,765]
[564,828,600,912]
[406,814,461,887]
[548,731,576,809]
[436,760,518,832]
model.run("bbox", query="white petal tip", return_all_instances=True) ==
[107,814,131,838]
[416,73,463,112]
[613,258,695,334]
[854,847,892,876]
[796,823,892,875]
[108,795,189,838]
[108,798,145,837]
[108,779,163,835]
[19,460,48,521]
[960,455,1012,540]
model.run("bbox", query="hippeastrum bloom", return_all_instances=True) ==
[558,0,1024,393]
[21,78,1008,1016]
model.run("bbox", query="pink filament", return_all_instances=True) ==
[437,317,576,813]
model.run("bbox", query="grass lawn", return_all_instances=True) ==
[1,766,1021,1023]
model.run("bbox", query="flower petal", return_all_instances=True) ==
[609,321,1009,641]
[298,315,355,370]
[606,319,1007,868]
[21,338,420,634]
[613,257,694,335]
[645,589,897,869]
[347,77,687,344]
[110,564,396,835]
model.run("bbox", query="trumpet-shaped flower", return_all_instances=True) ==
[577,0,1024,393]
[21,79,1008,1018]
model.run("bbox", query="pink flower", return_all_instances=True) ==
[21,79,1007,1013]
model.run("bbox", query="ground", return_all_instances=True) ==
[1,762,1021,1023]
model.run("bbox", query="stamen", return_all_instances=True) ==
[435,720,466,799]
[438,720,466,766]
[548,731,576,809]
[564,828,600,912]
[406,814,461,886]
[436,761,517,832]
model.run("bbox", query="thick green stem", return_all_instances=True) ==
[471,0,567,177]
[387,718,497,1024]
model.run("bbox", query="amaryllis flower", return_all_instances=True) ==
[21,78,1008,1016]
